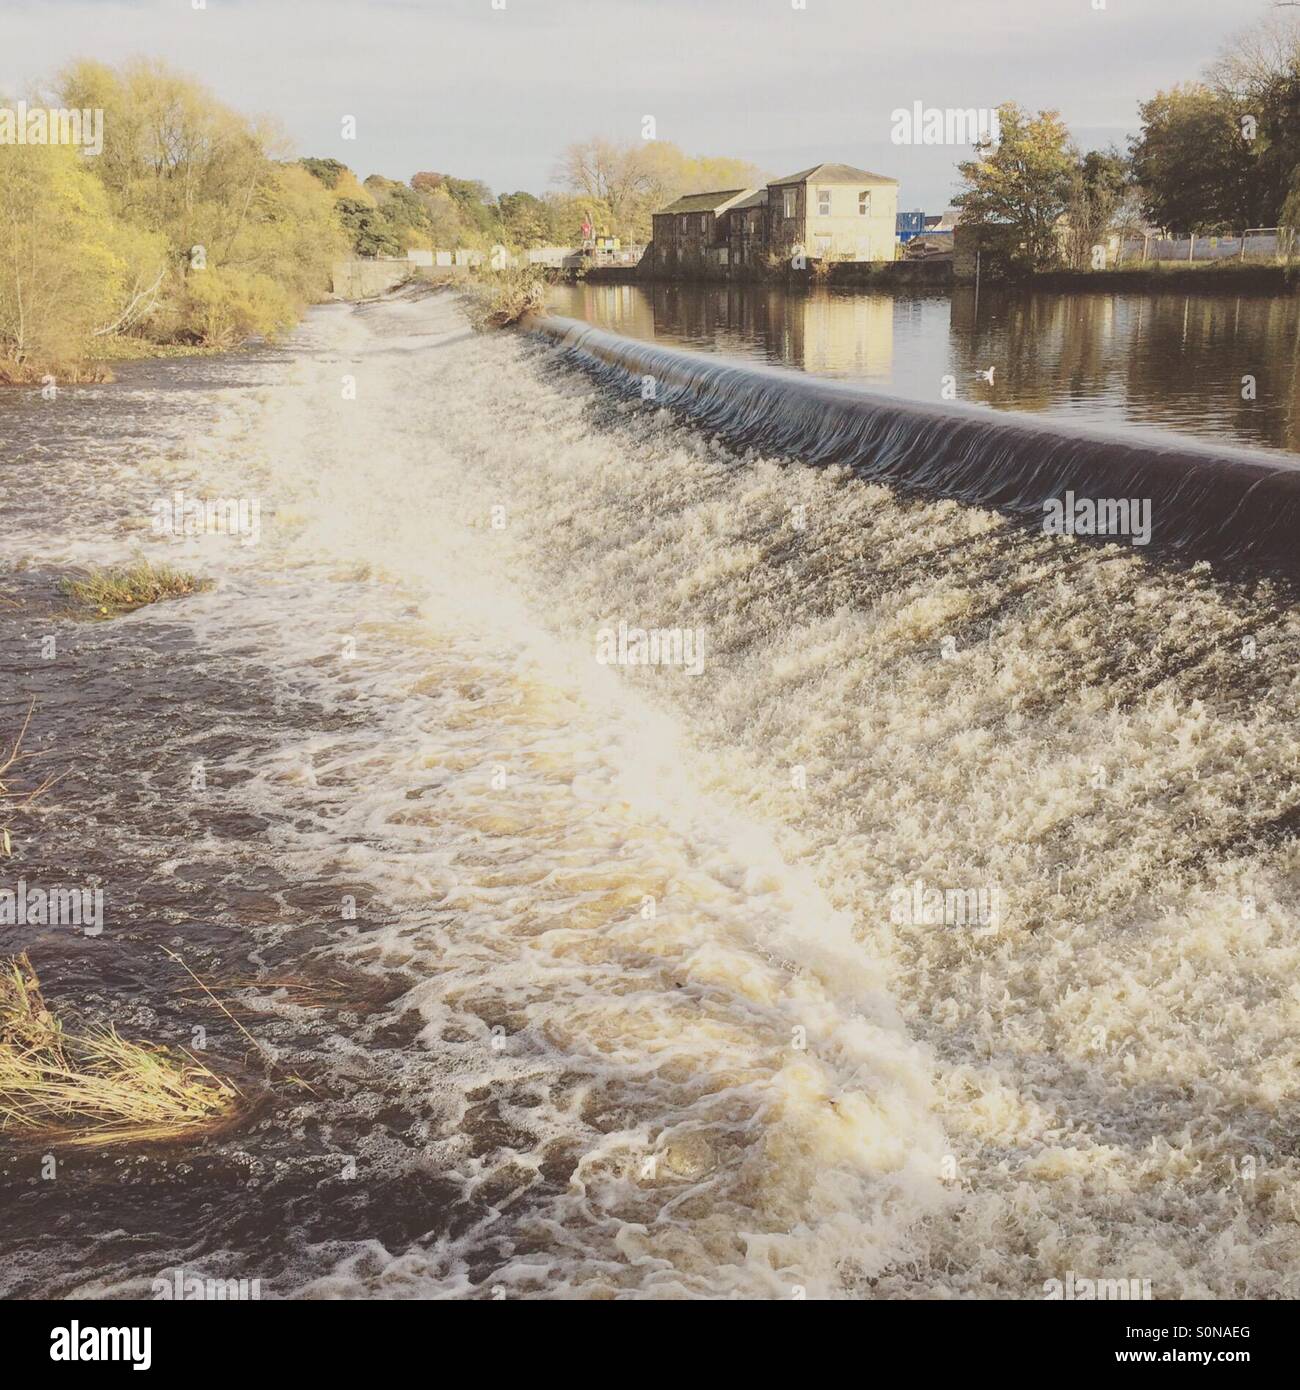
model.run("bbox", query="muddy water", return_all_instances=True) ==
[0,298,942,1299]
[1,288,1298,1299]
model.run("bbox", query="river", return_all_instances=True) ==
[550,281,1300,454]
[1,284,1297,1299]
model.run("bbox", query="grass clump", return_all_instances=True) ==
[462,263,550,331]
[0,953,238,1145]
[61,559,212,617]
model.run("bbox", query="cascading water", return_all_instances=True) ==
[2,285,1297,1299]
[527,313,1300,575]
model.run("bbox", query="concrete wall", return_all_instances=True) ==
[331,259,415,299]
[952,225,980,282]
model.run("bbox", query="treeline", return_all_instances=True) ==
[0,56,761,378]
[1133,11,1300,235]
[955,11,1300,272]
[307,139,763,259]
[1,59,348,379]
[301,159,585,257]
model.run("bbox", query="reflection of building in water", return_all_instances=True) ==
[568,284,658,340]
[641,287,894,378]
[799,294,893,376]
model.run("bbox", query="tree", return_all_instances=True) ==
[1130,84,1265,232]
[0,143,125,372]
[953,104,1078,271]
[1063,148,1131,268]
[498,191,550,247]
[300,157,347,190]
[55,58,343,345]
[363,176,439,250]
[1207,9,1300,103]
[1125,11,1300,236]
[335,198,401,257]
[554,139,651,234]
[553,138,762,243]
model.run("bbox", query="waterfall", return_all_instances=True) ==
[528,314,1300,575]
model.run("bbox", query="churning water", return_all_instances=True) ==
[1,286,1298,1299]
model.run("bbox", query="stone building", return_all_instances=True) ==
[722,190,770,272]
[649,189,755,277]
[648,162,900,279]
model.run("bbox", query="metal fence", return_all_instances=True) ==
[1117,228,1295,264]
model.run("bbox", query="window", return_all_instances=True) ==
[814,235,832,257]
[783,187,797,219]
[859,191,872,216]
[817,188,831,217]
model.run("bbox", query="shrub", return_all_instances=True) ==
[461,263,550,331]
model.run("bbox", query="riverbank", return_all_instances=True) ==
[572,258,1298,295]
[1026,262,1298,293]
[1,329,296,386]
[579,259,953,289]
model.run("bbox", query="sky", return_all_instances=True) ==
[0,0,1277,211]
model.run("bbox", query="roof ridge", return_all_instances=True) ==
[768,161,899,186]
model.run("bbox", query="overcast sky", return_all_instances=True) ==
[1,0,1275,210]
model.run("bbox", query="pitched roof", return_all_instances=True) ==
[655,188,754,215]
[728,189,769,211]
[768,162,899,187]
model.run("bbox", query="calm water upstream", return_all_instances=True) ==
[549,282,1300,455]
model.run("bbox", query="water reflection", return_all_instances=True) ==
[549,282,1300,454]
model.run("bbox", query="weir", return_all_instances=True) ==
[526,314,1300,576]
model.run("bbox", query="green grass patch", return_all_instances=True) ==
[61,560,212,617]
